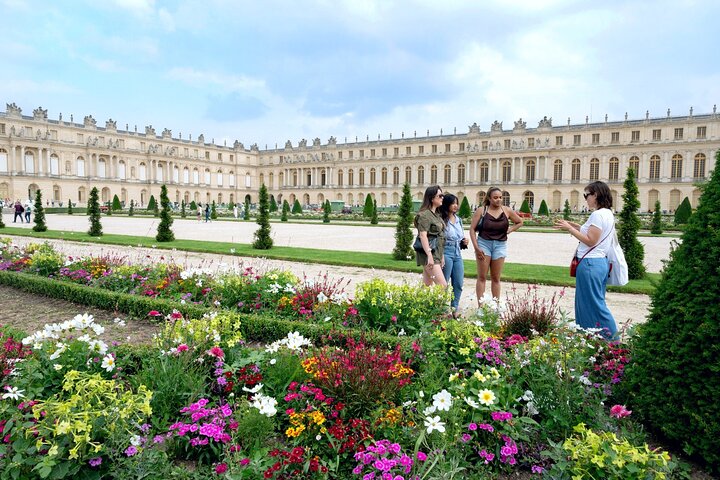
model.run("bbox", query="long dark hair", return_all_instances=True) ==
[439,193,458,223]
[482,187,502,207]
[585,181,613,209]
[419,185,442,211]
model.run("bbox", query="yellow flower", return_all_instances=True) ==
[458,347,470,356]
[56,420,71,435]
[473,370,487,382]
[448,373,459,382]
[478,389,496,406]
[47,445,59,457]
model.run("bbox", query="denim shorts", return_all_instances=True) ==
[477,237,507,260]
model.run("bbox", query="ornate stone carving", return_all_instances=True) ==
[233,140,244,150]
[298,138,307,148]
[33,107,48,121]
[538,116,552,128]
[165,146,177,156]
[250,143,259,152]
[105,119,117,131]
[145,125,156,137]
[313,137,321,147]
[327,136,337,145]
[198,134,205,144]
[513,118,526,130]
[6,103,22,117]
[468,122,480,135]
[490,120,503,133]
[285,140,293,149]
[87,136,99,146]
[84,115,97,128]
[148,144,160,154]
[162,128,172,138]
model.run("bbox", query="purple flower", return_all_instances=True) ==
[461,433,472,443]
[88,457,102,467]
[125,446,138,457]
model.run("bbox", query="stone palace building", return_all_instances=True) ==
[1,102,718,212]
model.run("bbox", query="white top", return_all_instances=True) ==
[576,208,615,258]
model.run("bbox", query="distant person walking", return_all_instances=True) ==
[233,205,238,219]
[13,201,24,223]
[439,193,467,318]
[204,203,211,222]
[554,181,618,339]
[196,203,202,222]
[24,203,32,223]
[415,185,447,287]
[469,187,524,304]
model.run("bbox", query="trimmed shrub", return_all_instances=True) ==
[281,199,289,221]
[32,189,47,232]
[322,200,331,223]
[211,200,218,220]
[67,199,73,215]
[180,200,186,218]
[252,183,272,249]
[538,199,549,216]
[190,200,197,211]
[618,167,645,279]
[87,187,102,237]
[243,197,250,220]
[651,200,663,234]
[147,195,157,212]
[128,199,135,216]
[156,184,175,242]
[112,194,122,211]
[519,199,531,214]
[270,195,278,212]
[392,182,414,260]
[622,150,720,473]
[563,199,571,220]
[292,199,302,214]
[370,199,378,224]
[674,196,692,224]
[363,194,374,217]
[458,196,472,219]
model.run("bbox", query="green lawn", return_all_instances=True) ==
[0,226,659,294]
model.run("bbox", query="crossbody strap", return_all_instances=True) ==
[576,224,615,260]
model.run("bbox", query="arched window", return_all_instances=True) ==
[77,186,86,203]
[571,158,581,182]
[609,157,619,181]
[306,171,311,186]
[24,151,35,173]
[669,189,681,210]
[523,191,535,211]
[417,166,424,184]
[552,190,562,211]
[50,154,59,175]
[337,169,344,186]
[369,168,376,186]
[431,165,438,184]
[694,153,706,178]
[259,173,264,186]
[204,169,211,185]
[479,162,489,183]
[359,168,365,186]
[671,154,683,179]
[392,167,399,185]
[570,190,579,209]
[278,172,284,187]
[649,155,661,180]
[98,159,107,178]
[245,172,251,188]
[193,168,199,185]
[443,164,451,184]
[457,164,465,184]
[156,164,163,182]
[320,169,326,186]
[502,161,512,183]
[553,159,563,182]
[629,156,640,177]
[292,169,298,186]
[268,172,274,189]
[118,161,126,179]
[77,157,86,177]
[173,166,179,183]
[139,163,146,181]
[525,160,536,182]
[348,169,354,186]
[0,149,7,172]
[183,167,189,184]
[589,158,599,181]
[502,190,510,206]
[648,189,659,208]
[404,166,411,184]
[381,167,388,185]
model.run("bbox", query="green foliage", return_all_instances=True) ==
[243,197,250,220]
[538,199,549,216]
[156,184,175,242]
[32,189,47,232]
[622,151,720,473]
[363,194,374,217]
[270,195,278,212]
[322,199,331,223]
[87,187,102,236]
[147,195,157,212]
[353,278,451,335]
[543,423,677,479]
[211,200,218,220]
[618,167,645,279]
[281,199,289,221]
[0,208,4,228]
[292,199,302,214]
[67,198,73,215]
[651,200,663,234]
[112,194,121,211]
[29,242,64,277]
[190,200,197,211]
[458,196,472,219]
[180,200,186,218]
[674,196,692,224]
[519,199,531,214]
[128,199,134,216]
[253,183,273,249]
[563,199,571,220]
[370,199,379,224]
[500,284,562,337]
[392,182,415,260]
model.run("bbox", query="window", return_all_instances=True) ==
[393,147,399,157]
[337,170,343,186]
[674,128,683,140]
[381,167,388,185]
[609,157,619,181]
[589,158,599,180]
[697,126,707,139]
[218,153,223,161]
[694,153,706,178]
[443,165,451,184]
[406,146,411,155]
[528,138,535,148]
[629,156,640,176]
[523,191,535,211]
[358,168,365,185]
[382,148,387,157]
[78,133,84,144]
[173,166,179,183]
[183,168,190,184]
[193,169,199,184]
[502,191,510,207]
[417,166,424,184]
[482,141,488,151]
[229,171,235,187]
[649,155,661,180]
[555,136,563,146]
[359,150,364,158]
[0,123,4,135]
[445,144,451,153]
[479,162,489,183]
[205,151,210,159]
[671,154,683,179]
[592,133,600,145]
[392,167,399,185]
[457,164,465,184]
[502,161,512,183]
[430,165,438,184]
[504,139,511,149]
[348,169,354,185]
[573,134,581,146]
[419,146,424,154]
[571,159,581,182]
[50,155,59,175]
[349,150,354,159]
[405,166,411,184]
[338,151,343,160]
[370,168,376,185]
[611,132,620,143]
[526,160,536,182]
[204,169,211,185]
[217,171,223,186]
[553,160,563,182]
[370,149,375,157]
[459,143,465,152]
[631,130,640,142]
[432,145,437,153]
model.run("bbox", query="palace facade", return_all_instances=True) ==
[1,102,718,213]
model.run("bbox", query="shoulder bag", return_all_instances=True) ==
[570,227,613,277]
[474,206,488,233]
[413,235,438,253]
[606,230,629,286]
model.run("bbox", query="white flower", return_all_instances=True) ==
[251,393,278,417]
[113,318,126,327]
[398,328,406,336]
[269,358,277,365]
[242,383,264,394]
[423,405,437,415]
[464,396,480,409]
[2,386,25,401]
[101,355,116,372]
[53,364,63,371]
[49,343,67,360]
[478,389,496,406]
[130,435,142,446]
[323,316,331,322]
[432,389,453,411]
[424,415,446,434]
[316,292,328,303]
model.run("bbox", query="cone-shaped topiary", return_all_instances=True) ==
[243,197,250,220]
[32,189,47,232]
[67,199,73,215]
[519,199,531,214]
[0,205,4,228]
[563,199,571,220]
[190,200,197,211]
[112,194,122,211]
[128,199,135,216]
[252,184,273,249]
[87,187,102,236]
[270,195,278,212]
[393,182,415,260]
[147,195,157,212]
[674,196,692,225]
[323,200,331,223]
[363,194,374,217]
[458,196,472,220]
[155,184,175,242]
[370,199,379,224]
[618,167,645,279]
[181,200,186,218]
[650,200,663,234]
[621,150,720,473]
[281,200,289,221]
[211,200,218,220]
[538,199,549,216]
[292,199,302,214]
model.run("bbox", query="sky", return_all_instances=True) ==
[2,0,719,150]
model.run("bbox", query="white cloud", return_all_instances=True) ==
[110,0,155,17]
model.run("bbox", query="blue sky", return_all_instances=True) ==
[2,0,719,149]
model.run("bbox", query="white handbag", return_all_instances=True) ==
[607,231,629,286]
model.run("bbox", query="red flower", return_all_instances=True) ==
[207,346,225,358]
[215,463,228,474]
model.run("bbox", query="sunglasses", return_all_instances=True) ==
[583,192,594,199]
[435,193,444,198]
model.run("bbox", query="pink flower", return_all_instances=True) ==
[207,346,225,358]
[148,310,162,317]
[215,463,228,474]
[610,404,632,418]
[125,445,138,457]
[416,451,427,462]
[240,458,250,466]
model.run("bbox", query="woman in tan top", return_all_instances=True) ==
[469,187,524,303]
[415,185,447,287]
